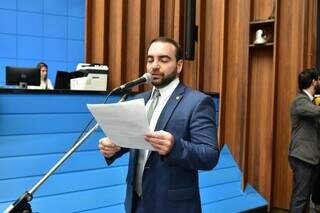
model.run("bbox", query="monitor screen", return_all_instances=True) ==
[54,70,87,90]
[6,66,40,88]
[54,71,71,90]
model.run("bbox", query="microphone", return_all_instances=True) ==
[112,73,153,93]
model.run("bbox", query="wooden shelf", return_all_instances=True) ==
[249,19,275,25]
[249,42,274,47]
[249,20,274,46]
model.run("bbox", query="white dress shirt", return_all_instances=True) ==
[303,89,314,101]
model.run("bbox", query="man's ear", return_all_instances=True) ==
[312,79,317,86]
[177,59,183,74]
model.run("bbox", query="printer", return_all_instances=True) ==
[70,63,109,91]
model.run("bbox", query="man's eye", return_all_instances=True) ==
[161,59,169,63]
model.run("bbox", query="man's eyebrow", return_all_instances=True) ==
[159,55,171,59]
[147,55,171,58]
[147,55,172,60]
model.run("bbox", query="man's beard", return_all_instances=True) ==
[152,70,177,88]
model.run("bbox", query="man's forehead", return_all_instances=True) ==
[148,42,176,56]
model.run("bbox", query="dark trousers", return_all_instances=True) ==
[312,165,320,204]
[289,156,319,213]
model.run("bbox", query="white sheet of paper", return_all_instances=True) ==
[87,99,154,150]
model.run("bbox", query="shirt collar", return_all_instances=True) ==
[303,89,314,101]
[151,78,180,99]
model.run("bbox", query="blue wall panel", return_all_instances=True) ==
[68,40,84,61]
[17,12,43,36]
[44,0,68,16]
[68,62,79,71]
[0,1,17,10]
[0,92,266,212]
[43,38,67,61]
[0,34,16,58]
[0,59,16,84]
[44,15,68,38]
[17,0,43,13]
[0,0,85,86]
[0,132,104,157]
[202,186,267,213]
[0,166,127,201]
[17,59,40,67]
[68,17,84,40]
[0,9,17,34]
[17,36,43,59]
[68,0,85,17]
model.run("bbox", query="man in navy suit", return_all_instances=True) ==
[99,37,219,213]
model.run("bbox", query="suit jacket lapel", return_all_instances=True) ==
[143,90,152,104]
[155,83,185,131]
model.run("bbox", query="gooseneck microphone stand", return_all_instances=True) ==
[4,91,130,213]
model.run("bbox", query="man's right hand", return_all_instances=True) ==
[98,137,121,158]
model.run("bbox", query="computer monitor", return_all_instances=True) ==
[5,66,40,88]
[54,70,87,90]
[54,71,71,90]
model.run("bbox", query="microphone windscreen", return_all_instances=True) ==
[143,73,153,83]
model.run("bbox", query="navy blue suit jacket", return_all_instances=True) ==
[107,83,219,213]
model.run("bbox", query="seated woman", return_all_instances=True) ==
[28,62,53,90]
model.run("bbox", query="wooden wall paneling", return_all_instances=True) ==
[219,0,250,171]
[181,0,197,89]
[272,0,316,209]
[85,0,108,63]
[251,0,275,21]
[107,0,126,90]
[272,1,298,208]
[270,0,278,206]
[162,0,175,36]
[125,0,144,91]
[173,0,183,42]
[140,0,162,91]
[244,0,277,205]
[182,59,197,88]
[196,0,206,91]
[84,1,318,209]
[247,48,274,203]
[202,0,225,93]
[144,0,162,46]
[303,0,317,67]
[218,0,229,149]
[84,0,91,61]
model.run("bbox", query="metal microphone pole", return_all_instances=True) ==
[4,92,130,213]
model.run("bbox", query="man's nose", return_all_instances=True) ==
[151,61,160,69]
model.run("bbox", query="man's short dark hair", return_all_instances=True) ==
[148,37,183,61]
[298,68,319,91]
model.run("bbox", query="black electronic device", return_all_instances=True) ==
[54,71,86,90]
[5,66,40,89]
[184,0,197,60]
[54,71,72,90]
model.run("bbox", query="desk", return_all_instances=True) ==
[0,89,127,212]
[0,89,241,213]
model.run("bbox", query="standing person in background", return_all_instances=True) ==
[98,37,219,213]
[289,68,320,213]
[311,69,320,212]
[28,62,53,90]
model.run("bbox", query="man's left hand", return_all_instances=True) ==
[145,130,174,155]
